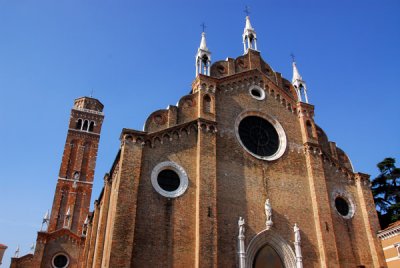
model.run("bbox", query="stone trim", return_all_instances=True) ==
[72,107,104,115]
[378,225,400,240]
[58,177,93,185]
[151,161,189,198]
[51,252,70,268]
[235,110,287,161]
[245,229,296,268]
[331,190,356,219]
[248,85,266,100]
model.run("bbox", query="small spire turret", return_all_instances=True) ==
[30,243,35,254]
[242,15,258,53]
[40,210,50,231]
[14,245,20,258]
[291,57,309,103]
[195,30,212,76]
[64,207,71,229]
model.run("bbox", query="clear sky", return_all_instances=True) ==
[0,0,399,266]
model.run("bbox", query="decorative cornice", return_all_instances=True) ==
[378,225,400,240]
[68,128,100,137]
[120,118,217,148]
[304,142,363,184]
[58,177,93,185]
[72,107,104,116]
[36,228,85,245]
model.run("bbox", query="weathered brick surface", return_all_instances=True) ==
[12,50,386,268]
[80,50,385,268]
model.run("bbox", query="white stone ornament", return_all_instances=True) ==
[237,217,246,268]
[151,161,189,198]
[293,223,303,268]
[265,199,273,230]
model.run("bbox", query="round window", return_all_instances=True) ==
[157,169,180,192]
[335,196,350,216]
[52,253,69,268]
[332,192,355,219]
[151,161,189,198]
[236,113,286,161]
[249,85,265,100]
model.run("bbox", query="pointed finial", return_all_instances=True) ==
[30,243,35,254]
[41,210,50,231]
[200,22,207,33]
[43,210,50,222]
[14,245,20,258]
[199,32,208,51]
[90,89,94,98]
[291,57,309,103]
[291,53,296,63]
[84,215,89,225]
[244,5,251,16]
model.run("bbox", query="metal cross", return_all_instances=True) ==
[290,53,296,63]
[90,89,94,97]
[244,6,251,16]
[201,22,207,33]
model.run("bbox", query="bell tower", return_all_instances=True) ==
[48,96,104,235]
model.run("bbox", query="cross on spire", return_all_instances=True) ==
[90,89,94,98]
[244,6,251,16]
[290,53,296,63]
[201,22,207,33]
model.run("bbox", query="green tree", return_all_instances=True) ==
[371,157,400,229]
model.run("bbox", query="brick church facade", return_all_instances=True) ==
[11,16,386,267]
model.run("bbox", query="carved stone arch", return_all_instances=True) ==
[153,136,162,146]
[145,140,152,148]
[203,94,212,114]
[180,128,189,137]
[172,131,180,140]
[135,137,144,145]
[162,134,171,143]
[246,229,296,268]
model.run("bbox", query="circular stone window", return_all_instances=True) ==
[332,191,355,219]
[335,197,349,216]
[249,85,265,100]
[151,161,189,198]
[52,253,69,268]
[235,112,287,161]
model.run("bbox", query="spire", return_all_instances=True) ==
[40,210,50,231]
[14,245,20,258]
[196,28,212,76]
[245,16,253,31]
[242,15,258,53]
[30,243,35,254]
[199,32,208,50]
[291,56,309,103]
[64,207,71,229]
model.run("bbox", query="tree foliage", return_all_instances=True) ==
[371,157,400,229]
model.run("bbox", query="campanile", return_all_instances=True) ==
[48,97,104,234]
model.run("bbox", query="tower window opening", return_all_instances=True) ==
[306,120,314,138]
[89,121,95,132]
[335,196,350,216]
[251,89,261,97]
[76,119,82,130]
[82,120,89,131]
[203,95,211,114]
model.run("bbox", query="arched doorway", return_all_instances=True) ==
[245,230,296,268]
[253,244,284,268]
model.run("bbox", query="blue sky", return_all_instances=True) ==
[0,0,399,266]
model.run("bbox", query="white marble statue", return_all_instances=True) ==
[294,223,301,243]
[265,199,273,229]
[238,217,245,237]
